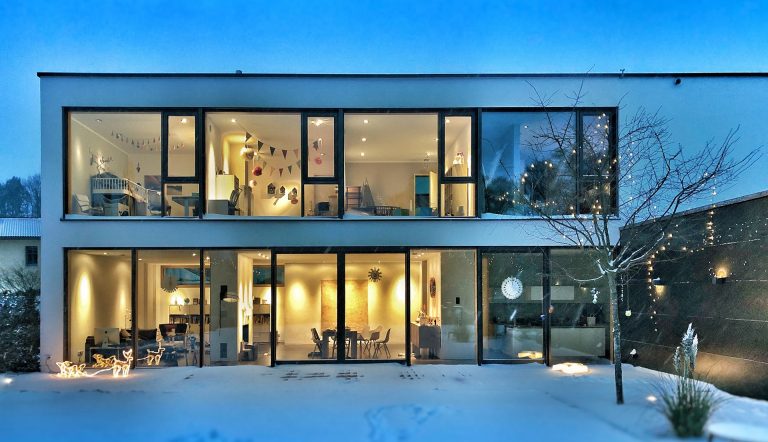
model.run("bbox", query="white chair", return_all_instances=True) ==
[72,193,103,216]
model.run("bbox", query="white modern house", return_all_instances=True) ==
[38,72,768,371]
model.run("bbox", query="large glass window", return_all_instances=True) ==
[67,250,133,366]
[344,253,406,360]
[204,250,272,366]
[410,249,477,363]
[136,250,202,368]
[344,114,439,217]
[549,249,610,362]
[482,252,544,361]
[481,110,615,217]
[68,111,200,217]
[275,253,338,361]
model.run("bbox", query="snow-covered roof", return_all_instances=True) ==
[0,218,41,239]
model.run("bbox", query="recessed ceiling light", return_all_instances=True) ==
[138,258,143,261]
[426,152,431,157]
[231,118,237,123]
[434,138,439,142]
[95,118,102,123]
[361,137,367,142]
[192,253,197,257]
[524,125,529,129]
[181,118,188,124]
[363,119,369,124]
[313,119,323,126]
[103,252,107,255]
[360,152,365,157]
[445,119,451,124]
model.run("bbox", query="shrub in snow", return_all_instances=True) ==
[0,266,40,372]
[655,323,721,438]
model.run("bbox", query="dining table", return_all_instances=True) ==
[321,329,358,359]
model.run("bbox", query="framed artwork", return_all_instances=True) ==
[254,265,285,286]
[162,266,211,287]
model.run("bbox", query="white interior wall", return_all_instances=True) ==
[69,120,129,200]
[346,162,437,212]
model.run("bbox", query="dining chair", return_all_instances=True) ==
[373,328,392,359]
[365,330,381,358]
[310,328,322,359]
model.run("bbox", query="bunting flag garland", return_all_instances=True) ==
[293,149,299,159]
[244,132,253,143]
[287,165,293,174]
[270,146,276,156]
[279,168,284,177]
[282,149,288,159]
[258,140,264,150]
[269,167,275,176]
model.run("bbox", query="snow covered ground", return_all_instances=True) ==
[1,362,766,441]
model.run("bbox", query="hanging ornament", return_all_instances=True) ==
[314,157,323,165]
[290,198,299,205]
[252,166,263,176]
[591,288,600,304]
[429,277,437,298]
[240,146,255,160]
[368,267,383,283]
[248,179,257,188]
[625,309,632,317]
[136,162,141,174]
[501,276,523,300]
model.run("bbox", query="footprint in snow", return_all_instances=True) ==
[366,404,442,442]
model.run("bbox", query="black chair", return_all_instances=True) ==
[310,328,322,358]
[373,328,392,359]
[228,188,242,215]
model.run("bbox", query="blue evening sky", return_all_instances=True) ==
[1,0,767,180]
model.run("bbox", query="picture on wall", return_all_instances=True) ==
[254,265,285,286]
[162,266,211,287]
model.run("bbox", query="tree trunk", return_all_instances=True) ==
[607,271,624,404]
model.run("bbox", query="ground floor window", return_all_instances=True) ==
[65,246,612,367]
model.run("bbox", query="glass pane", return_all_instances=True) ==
[164,183,199,217]
[580,112,615,215]
[167,115,196,177]
[482,252,544,361]
[307,116,335,178]
[480,112,577,216]
[204,250,272,366]
[444,116,472,177]
[67,250,132,366]
[204,112,301,217]
[344,254,406,360]
[276,253,338,361]
[344,113,438,217]
[441,183,475,217]
[136,250,201,368]
[410,250,476,363]
[68,112,161,216]
[304,184,338,216]
[550,249,610,362]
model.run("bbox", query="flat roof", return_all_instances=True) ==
[37,72,768,79]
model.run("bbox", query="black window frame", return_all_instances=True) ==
[25,245,39,267]
[301,111,342,217]
[478,107,619,218]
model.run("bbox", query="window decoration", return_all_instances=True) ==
[56,349,134,379]
[368,267,383,283]
[429,277,437,297]
[501,276,524,300]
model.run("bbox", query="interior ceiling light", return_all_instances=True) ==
[363,119,369,124]
[231,118,237,123]
[361,137,367,142]
[181,118,188,124]
[313,119,323,126]
[95,118,102,123]
[445,119,451,123]
[360,152,365,157]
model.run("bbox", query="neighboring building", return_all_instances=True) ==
[622,191,768,399]
[0,218,41,286]
[38,72,767,371]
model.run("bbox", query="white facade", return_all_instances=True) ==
[39,73,768,366]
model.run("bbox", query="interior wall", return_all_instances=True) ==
[67,252,131,361]
[346,162,436,212]
[440,250,477,359]
[277,262,335,346]
[237,253,254,345]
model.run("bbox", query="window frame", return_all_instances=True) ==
[301,111,342,217]
[25,245,39,267]
[478,106,619,218]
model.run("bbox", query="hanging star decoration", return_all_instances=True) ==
[368,267,383,283]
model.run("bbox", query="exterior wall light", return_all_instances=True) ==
[713,268,729,284]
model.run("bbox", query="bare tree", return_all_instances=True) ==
[498,81,760,404]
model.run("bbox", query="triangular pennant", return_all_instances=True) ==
[270,146,276,156]
[269,167,275,176]
[312,139,319,150]
[295,160,301,167]
[244,132,252,143]
[279,168,284,177]
[288,165,293,174]
[293,149,299,159]
[258,140,264,150]
[262,161,267,168]
[282,149,288,159]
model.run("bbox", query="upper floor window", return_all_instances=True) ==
[344,113,475,217]
[25,246,38,267]
[67,111,200,217]
[480,109,616,217]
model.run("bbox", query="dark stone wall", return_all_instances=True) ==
[620,195,768,399]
